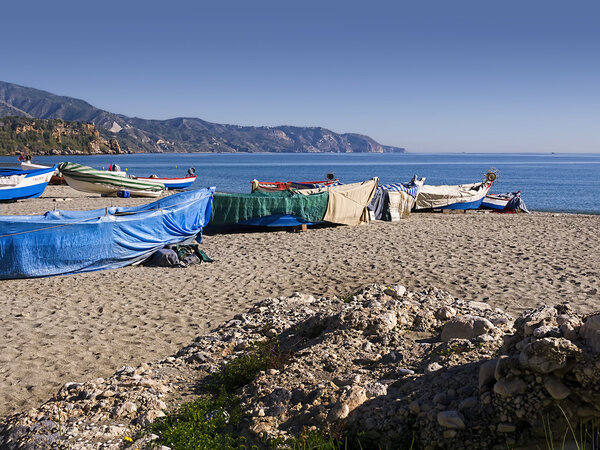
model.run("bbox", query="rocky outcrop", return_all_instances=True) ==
[2,285,599,449]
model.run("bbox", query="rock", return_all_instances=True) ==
[397,368,415,376]
[544,375,571,400]
[533,325,561,338]
[111,401,138,418]
[560,323,578,341]
[384,285,406,298]
[443,430,457,438]
[366,312,397,334]
[458,396,478,411]
[494,355,519,381]
[580,314,600,353]
[345,386,368,410]
[136,409,166,427]
[441,315,495,341]
[493,377,527,397]
[516,305,557,336]
[497,423,516,433]
[328,403,350,421]
[437,411,466,429]
[365,382,387,398]
[409,401,420,414]
[435,306,456,321]
[519,337,581,373]
[426,362,443,374]
[479,359,498,388]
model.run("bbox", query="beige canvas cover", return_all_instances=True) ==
[415,181,490,210]
[300,178,379,225]
[388,191,415,221]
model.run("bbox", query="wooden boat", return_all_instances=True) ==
[251,178,340,192]
[481,193,515,210]
[414,173,495,211]
[482,191,529,213]
[135,175,196,190]
[58,162,165,197]
[20,161,65,185]
[0,166,56,201]
[0,188,215,279]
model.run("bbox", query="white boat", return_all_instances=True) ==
[0,166,56,201]
[415,173,496,210]
[58,162,165,198]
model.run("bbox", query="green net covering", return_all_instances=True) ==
[210,190,329,226]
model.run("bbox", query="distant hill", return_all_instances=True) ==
[0,81,405,155]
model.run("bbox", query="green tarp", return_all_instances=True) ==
[210,190,329,226]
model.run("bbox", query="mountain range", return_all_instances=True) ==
[0,81,404,154]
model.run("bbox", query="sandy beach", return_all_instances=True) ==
[1,186,599,417]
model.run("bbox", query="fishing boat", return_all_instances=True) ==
[20,161,66,185]
[0,166,56,201]
[482,191,529,213]
[251,178,340,192]
[414,173,495,211]
[368,176,426,221]
[135,175,196,190]
[58,162,165,197]
[0,188,214,279]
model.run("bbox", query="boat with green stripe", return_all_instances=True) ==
[58,162,165,197]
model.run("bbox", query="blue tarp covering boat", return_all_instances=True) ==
[0,188,214,279]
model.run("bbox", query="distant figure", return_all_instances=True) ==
[109,163,122,172]
[187,167,196,177]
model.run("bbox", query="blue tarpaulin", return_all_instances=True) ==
[0,188,214,279]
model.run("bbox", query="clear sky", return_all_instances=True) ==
[1,0,598,152]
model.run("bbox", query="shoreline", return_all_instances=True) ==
[0,186,599,418]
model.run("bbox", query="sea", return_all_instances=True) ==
[2,152,599,214]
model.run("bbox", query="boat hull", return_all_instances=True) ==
[62,175,163,198]
[415,181,492,210]
[58,162,165,197]
[0,167,55,201]
[136,176,196,190]
[481,195,510,210]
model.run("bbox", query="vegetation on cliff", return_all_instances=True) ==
[0,116,123,156]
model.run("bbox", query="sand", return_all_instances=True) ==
[1,186,599,417]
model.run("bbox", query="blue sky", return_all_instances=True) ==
[1,0,598,152]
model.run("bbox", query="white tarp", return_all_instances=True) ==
[300,178,379,225]
[415,181,490,210]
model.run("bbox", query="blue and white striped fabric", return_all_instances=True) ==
[378,182,420,198]
[313,181,342,188]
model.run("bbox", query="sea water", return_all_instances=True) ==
[1,153,599,214]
